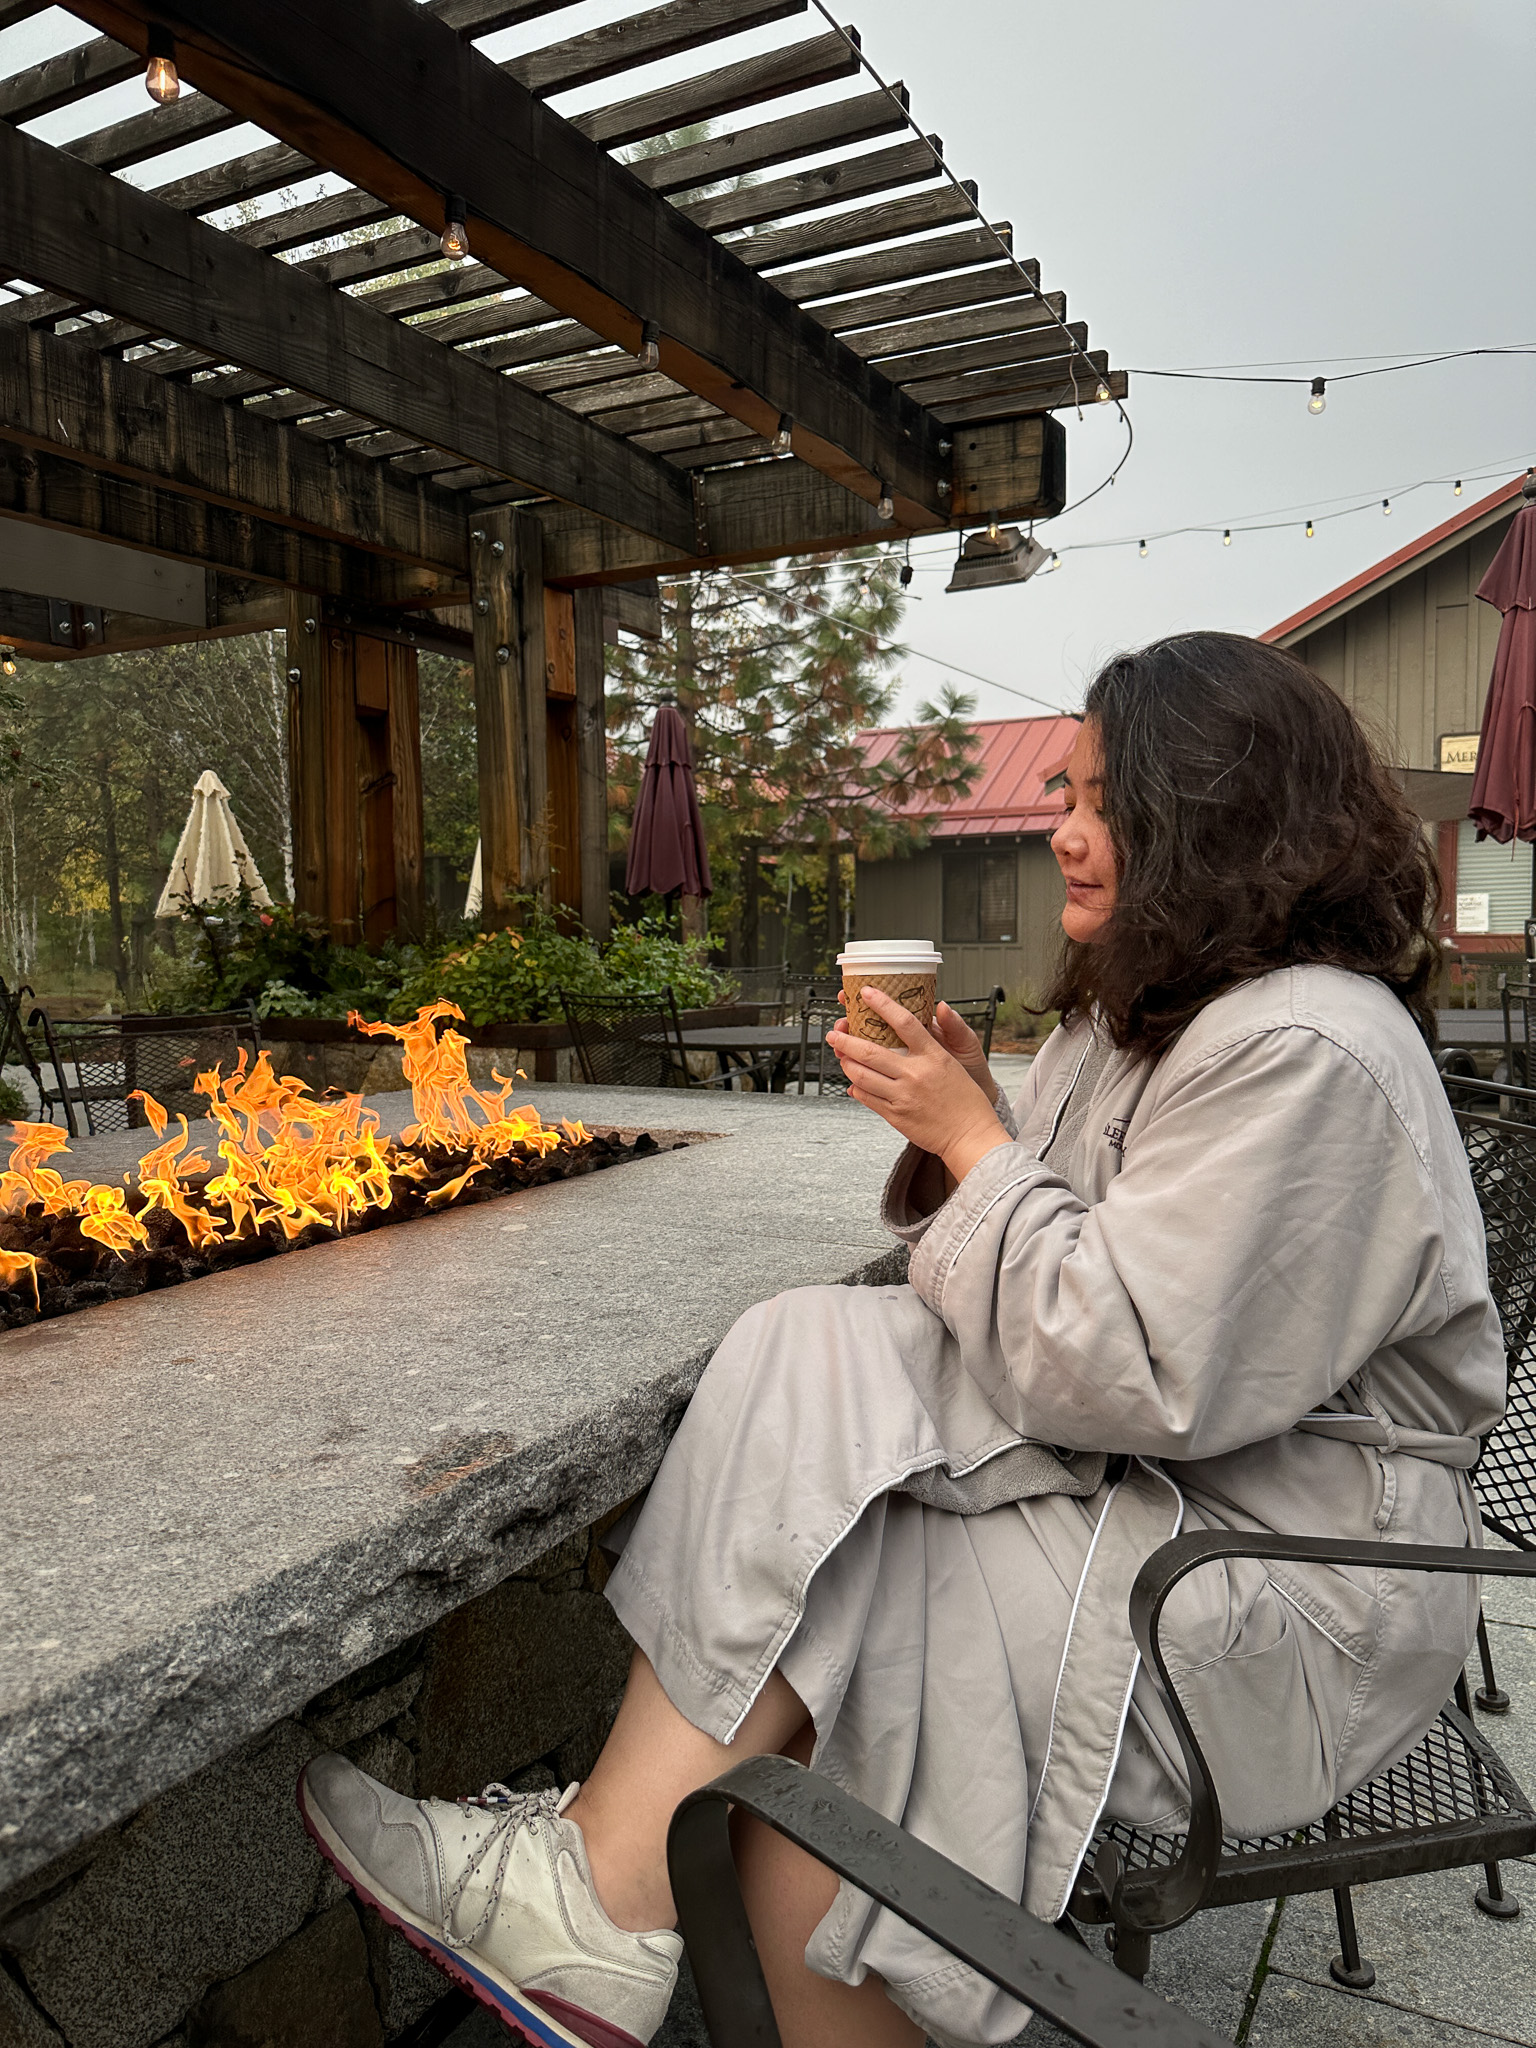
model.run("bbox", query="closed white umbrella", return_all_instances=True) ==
[155,769,272,916]
[463,838,482,920]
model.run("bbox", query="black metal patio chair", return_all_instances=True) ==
[726,961,793,1021]
[946,984,1008,1059]
[669,1755,1228,2048]
[30,1005,262,1138]
[558,988,748,1091]
[1500,980,1536,1092]
[0,972,51,1120]
[794,990,847,1096]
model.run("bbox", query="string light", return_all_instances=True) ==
[1222,529,1232,546]
[876,482,895,522]
[1308,377,1327,414]
[144,24,179,105]
[772,413,793,455]
[1454,480,1463,496]
[637,320,661,372]
[986,517,1000,541]
[1305,519,1315,538]
[1041,551,1061,573]
[1094,379,1113,404]
[0,645,16,676]
[1138,539,1148,557]
[1382,498,1392,515]
[440,195,469,261]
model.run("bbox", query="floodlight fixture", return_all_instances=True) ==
[945,525,1050,595]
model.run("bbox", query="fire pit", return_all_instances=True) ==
[0,1002,679,1327]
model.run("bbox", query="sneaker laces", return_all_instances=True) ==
[439,1783,565,1952]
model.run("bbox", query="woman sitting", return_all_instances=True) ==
[299,632,1503,2048]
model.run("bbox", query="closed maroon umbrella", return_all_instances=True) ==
[1468,476,1536,844]
[625,703,712,900]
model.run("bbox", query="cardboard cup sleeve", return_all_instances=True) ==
[842,970,936,1047]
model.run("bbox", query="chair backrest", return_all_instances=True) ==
[1445,1071,1536,1550]
[797,994,846,1096]
[945,986,1007,1059]
[0,974,48,1102]
[32,1008,253,1137]
[558,988,686,1089]
[727,963,792,1012]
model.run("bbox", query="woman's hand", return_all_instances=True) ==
[829,987,1011,1183]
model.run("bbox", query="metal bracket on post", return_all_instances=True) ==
[47,599,105,649]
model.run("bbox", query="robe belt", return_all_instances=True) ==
[1294,1413,1481,1468]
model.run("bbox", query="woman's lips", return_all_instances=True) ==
[1064,880,1103,902]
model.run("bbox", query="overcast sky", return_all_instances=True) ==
[4,0,1533,724]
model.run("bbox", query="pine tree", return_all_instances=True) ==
[607,549,981,967]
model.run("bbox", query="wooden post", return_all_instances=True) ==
[573,584,610,943]
[543,586,580,927]
[286,593,423,943]
[471,507,549,928]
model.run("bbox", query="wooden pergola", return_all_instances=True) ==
[0,0,1123,945]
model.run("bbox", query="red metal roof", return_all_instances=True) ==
[860,713,1078,839]
[1262,474,1526,646]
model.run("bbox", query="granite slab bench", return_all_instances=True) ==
[0,1085,906,1896]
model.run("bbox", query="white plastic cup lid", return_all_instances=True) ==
[836,940,942,970]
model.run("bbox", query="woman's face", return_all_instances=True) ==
[1051,720,1118,942]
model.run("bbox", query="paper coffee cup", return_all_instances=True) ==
[835,940,943,1047]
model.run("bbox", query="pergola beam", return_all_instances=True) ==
[0,322,471,575]
[60,0,953,525]
[0,120,699,551]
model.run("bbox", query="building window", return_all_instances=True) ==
[943,849,1017,943]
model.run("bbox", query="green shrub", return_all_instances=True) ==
[0,1076,27,1120]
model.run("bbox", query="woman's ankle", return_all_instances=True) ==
[564,1788,679,1936]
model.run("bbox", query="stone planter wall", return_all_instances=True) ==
[0,1519,631,2048]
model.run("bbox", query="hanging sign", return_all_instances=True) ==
[1456,892,1491,933]
[1439,733,1480,774]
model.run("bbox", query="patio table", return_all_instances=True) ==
[1434,1009,1506,1050]
[673,1022,826,1092]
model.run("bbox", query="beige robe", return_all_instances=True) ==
[606,965,1505,2045]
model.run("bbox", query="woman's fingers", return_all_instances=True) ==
[859,986,933,1051]
[827,1024,910,1081]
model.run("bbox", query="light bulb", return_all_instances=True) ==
[0,646,16,676]
[1222,529,1232,546]
[144,26,179,104]
[1308,376,1326,415]
[772,413,793,455]
[1043,551,1061,573]
[1138,539,1148,558]
[876,483,895,522]
[1305,519,1315,538]
[1094,379,1112,404]
[1382,499,1391,516]
[1454,479,1463,497]
[987,517,1000,542]
[637,320,661,372]
[440,195,469,261]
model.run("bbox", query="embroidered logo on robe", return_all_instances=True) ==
[1103,1115,1130,1153]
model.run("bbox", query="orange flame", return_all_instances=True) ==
[0,1006,590,1300]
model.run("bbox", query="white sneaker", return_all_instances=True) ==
[298,1753,681,2047]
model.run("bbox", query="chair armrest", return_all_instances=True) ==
[667,1753,1229,2048]
[1108,1533,1536,1938]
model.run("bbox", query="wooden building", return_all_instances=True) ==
[1264,473,1528,956]
[0,0,1123,949]
[854,713,1076,1001]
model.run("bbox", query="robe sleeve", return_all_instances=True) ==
[882,1081,1022,1241]
[907,1022,1460,1460]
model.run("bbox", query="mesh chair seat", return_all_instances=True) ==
[1082,1705,1536,1910]
[559,991,684,1090]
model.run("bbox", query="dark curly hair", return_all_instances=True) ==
[1043,631,1440,1058]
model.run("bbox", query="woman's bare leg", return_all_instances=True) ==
[565,1648,808,1934]
[733,1726,925,2048]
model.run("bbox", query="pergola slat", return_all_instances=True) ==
[813,261,1045,336]
[933,367,1126,426]
[845,294,1067,362]
[0,119,700,547]
[629,87,909,198]
[0,34,138,122]
[912,349,1110,410]
[64,83,241,173]
[150,140,314,215]
[431,0,580,34]
[732,184,978,274]
[680,135,943,236]
[884,323,1091,389]
[573,27,862,149]
[769,224,1013,306]
[509,0,807,100]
